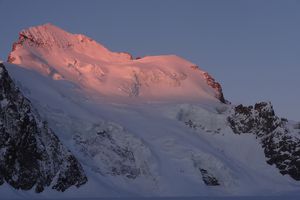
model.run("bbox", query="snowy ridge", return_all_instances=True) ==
[7,23,225,103]
[9,23,132,61]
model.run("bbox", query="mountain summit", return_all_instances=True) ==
[8,23,225,103]
[1,24,300,198]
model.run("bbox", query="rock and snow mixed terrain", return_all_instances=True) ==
[0,23,300,198]
[0,63,87,193]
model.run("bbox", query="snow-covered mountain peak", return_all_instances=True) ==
[15,23,109,50]
[8,23,131,62]
[7,24,225,104]
[18,23,77,48]
[2,24,300,198]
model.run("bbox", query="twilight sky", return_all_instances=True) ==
[0,0,299,120]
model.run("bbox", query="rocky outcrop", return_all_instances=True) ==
[189,65,226,104]
[228,102,300,180]
[199,168,220,186]
[0,63,87,192]
[202,72,225,103]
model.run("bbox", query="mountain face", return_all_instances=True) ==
[0,63,87,192]
[1,24,300,198]
[228,102,300,180]
[7,23,225,103]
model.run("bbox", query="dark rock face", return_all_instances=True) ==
[202,72,226,104]
[199,168,220,186]
[228,102,300,180]
[189,66,226,104]
[0,63,87,192]
[228,103,281,135]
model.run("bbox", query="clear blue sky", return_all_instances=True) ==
[0,0,299,120]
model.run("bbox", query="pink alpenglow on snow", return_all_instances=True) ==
[7,23,225,104]
[2,24,300,198]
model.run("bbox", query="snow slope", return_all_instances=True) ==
[1,24,300,198]
[7,23,224,103]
